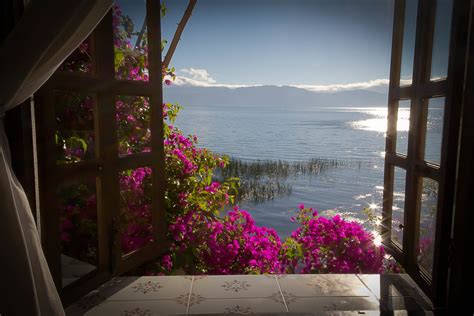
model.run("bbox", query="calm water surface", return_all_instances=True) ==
[175,104,444,238]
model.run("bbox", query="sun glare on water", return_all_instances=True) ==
[373,233,383,246]
[351,107,410,133]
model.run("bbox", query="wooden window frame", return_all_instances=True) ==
[382,0,466,308]
[34,1,167,305]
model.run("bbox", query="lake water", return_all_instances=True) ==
[174,103,444,239]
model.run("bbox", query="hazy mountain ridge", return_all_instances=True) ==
[163,85,388,108]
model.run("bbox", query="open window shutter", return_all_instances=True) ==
[382,0,467,308]
[35,1,167,305]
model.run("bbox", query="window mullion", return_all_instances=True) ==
[146,0,168,245]
[95,11,120,274]
[382,0,406,252]
[403,0,436,281]
[35,89,62,289]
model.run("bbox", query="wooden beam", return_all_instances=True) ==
[146,0,168,264]
[439,0,473,310]
[382,0,406,250]
[163,0,197,69]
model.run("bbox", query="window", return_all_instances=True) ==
[382,0,456,306]
[34,2,166,304]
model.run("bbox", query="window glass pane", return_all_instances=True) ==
[392,167,407,248]
[116,95,151,157]
[119,167,154,255]
[55,91,96,165]
[418,178,438,274]
[396,100,411,155]
[424,97,445,165]
[113,1,149,81]
[59,36,93,74]
[58,178,98,287]
[400,0,418,86]
[430,0,453,80]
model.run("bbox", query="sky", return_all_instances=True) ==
[117,0,452,92]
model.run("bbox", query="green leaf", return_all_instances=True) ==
[115,51,124,68]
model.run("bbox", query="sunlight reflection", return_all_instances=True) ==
[373,232,382,246]
[369,203,378,210]
[351,107,410,132]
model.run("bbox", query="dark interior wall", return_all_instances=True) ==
[1,0,37,215]
[1,0,15,41]
[0,0,22,42]
[448,3,474,311]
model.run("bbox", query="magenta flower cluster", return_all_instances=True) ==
[282,205,385,274]
[119,167,154,254]
[168,207,282,274]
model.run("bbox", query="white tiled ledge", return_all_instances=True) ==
[66,274,433,315]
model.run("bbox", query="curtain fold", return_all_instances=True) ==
[0,1,112,315]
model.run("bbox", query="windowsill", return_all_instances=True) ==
[66,273,433,315]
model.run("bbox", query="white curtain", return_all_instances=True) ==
[0,0,112,315]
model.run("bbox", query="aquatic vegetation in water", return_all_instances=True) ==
[216,157,371,203]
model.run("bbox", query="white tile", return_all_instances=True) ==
[107,276,192,301]
[191,274,279,299]
[61,254,97,287]
[357,274,433,310]
[98,277,140,297]
[66,277,139,315]
[84,300,187,315]
[188,298,287,314]
[284,296,380,313]
[277,274,373,297]
[379,296,428,312]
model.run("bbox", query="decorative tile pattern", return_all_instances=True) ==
[188,298,287,314]
[71,274,432,315]
[108,276,192,301]
[224,305,253,314]
[277,274,373,297]
[187,293,206,307]
[221,280,251,292]
[121,307,152,316]
[192,275,278,299]
[99,277,139,296]
[84,300,187,315]
[269,291,286,304]
[131,281,163,294]
[173,293,190,306]
[305,275,353,294]
[279,291,298,305]
[284,296,380,313]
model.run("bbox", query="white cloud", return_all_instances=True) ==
[172,67,409,92]
[180,68,216,84]
[173,68,254,88]
[290,79,390,92]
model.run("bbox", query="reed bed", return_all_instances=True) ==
[216,157,373,204]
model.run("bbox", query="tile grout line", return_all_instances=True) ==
[274,275,289,312]
[186,276,194,315]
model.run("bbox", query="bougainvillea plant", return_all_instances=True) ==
[281,205,385,274]
[56,3,393,275]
